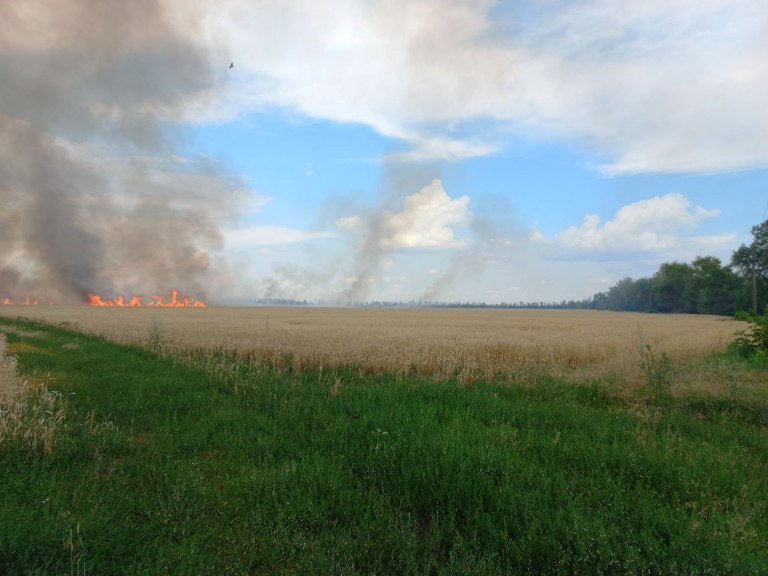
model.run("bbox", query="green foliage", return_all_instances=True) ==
[731,219,768,313]
[592,277,653,312]
[591,219,768,316]
[730,310,768,358]
[653,261,695,313]
[690,256,742,316]
[2,319,768,574]
[734,309,753,322]
[731,220,768,279]
[592,256,742,315]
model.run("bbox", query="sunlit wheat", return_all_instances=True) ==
[1,306,746,392]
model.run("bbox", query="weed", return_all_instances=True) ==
[64,523,86,576]
[640,344,673,403]
[147,316,164,355]
[329,377,342,397]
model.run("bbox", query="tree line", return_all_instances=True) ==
[590,219,768,316]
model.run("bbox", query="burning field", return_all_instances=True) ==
[2,290,206,307]
[87,290,206,307]
[0,1,241,308]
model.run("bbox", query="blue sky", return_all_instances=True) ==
[195,115,766,302]
[173,0,768,303]
[2,0,767,304]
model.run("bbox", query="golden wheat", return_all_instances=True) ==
[1,306,745,388]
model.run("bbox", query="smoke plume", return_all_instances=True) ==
[337,173,471,302]
[0,0,240,303]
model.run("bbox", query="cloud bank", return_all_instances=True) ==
[203,0,768,173]
[548,193,735,259]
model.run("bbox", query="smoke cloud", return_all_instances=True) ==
[0,0,241,303]
[337,178,470,301]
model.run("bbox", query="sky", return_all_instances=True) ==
[1,0,768,305]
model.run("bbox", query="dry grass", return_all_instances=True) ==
[0,333,65,456]
[0,306,746,392]
[0,333,18,404]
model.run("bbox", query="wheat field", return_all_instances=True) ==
[0,306,746,390]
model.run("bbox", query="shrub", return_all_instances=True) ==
[729,309,768,358]
[733,309,754,322]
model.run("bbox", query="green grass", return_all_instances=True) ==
[1,318,767,574]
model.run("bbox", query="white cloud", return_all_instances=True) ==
[385,136,499,163]
[224,225,335,247]
[554,193,720,253]
[346,179,469,249]
[190,0,768,173]
[383,179,470,248]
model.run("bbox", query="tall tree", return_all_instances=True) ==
[652,262,694,313]
[689,256,740,315]
[731,219,768,313]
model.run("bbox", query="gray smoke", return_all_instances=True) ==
[421,193,524,302]
[420,216,490,302]
[338,211,391,302]
[0,0,239,303]
[253,164,445,303]
[339,163,442,302]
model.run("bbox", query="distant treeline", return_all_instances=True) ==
[588,218,768,316]
[588,256,746,315]
[251,219,768,316]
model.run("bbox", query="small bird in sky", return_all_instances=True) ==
[229,62,234,69]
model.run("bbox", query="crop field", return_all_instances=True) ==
[0,306,748,393]
[2,308,767,573]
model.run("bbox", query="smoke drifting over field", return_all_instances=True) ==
[256,167,486,303]
[0,0,241,302]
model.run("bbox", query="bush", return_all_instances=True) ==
[729,309,768,358]
[733,309,754,322]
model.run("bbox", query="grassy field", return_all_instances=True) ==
[1,310,767,574]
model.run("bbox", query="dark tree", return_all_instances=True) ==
[689,256,740,315]
[731,219,768,314]
[652,262,694,313]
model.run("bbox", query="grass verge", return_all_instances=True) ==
[1,317,767,574]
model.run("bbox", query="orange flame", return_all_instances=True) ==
[1,297,40,305]
[87,290,206,307]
